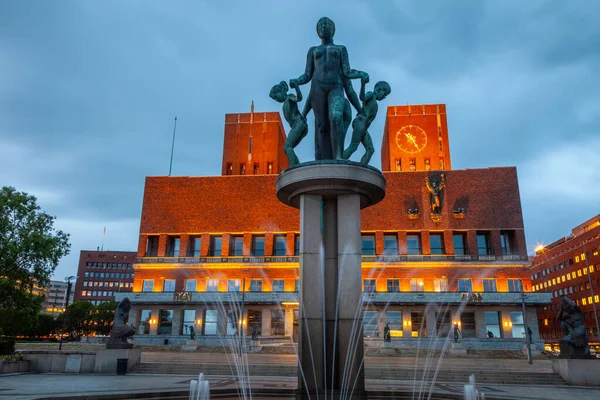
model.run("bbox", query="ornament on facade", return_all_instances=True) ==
[426,173,445,223]
[407,208,420,220]
[453,207,466,219]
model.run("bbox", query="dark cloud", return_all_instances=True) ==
[0,0,599,278]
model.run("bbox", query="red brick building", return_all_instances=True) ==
[118,105,549,349]
[73,250,137,305]
[530,215,600,351]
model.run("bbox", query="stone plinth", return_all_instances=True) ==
[94,347,142,374]
[558,341,593,359]
[552,358,600,386]
[182,340,197,351]
[276,161,386,399]
[450,342,467,354]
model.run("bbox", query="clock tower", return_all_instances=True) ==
[381,104,451,172]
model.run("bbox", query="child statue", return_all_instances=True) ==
[343,77,391,165]
[269,80,309,166]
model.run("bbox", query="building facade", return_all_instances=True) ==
[41,280,76,315]
[117,105,549,350]
[530,214,600,351]
[73,250,137,305]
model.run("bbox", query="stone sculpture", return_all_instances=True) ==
[383,323,391,342]
[269,81,308,166]
[107,297,136,348]
[557,294,591,358]
[425,174,446,214]
[288,17,370,161]
[453,323,461,343]
[343,78,391,165]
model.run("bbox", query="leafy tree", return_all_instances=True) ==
[94,301,117,335]
[63,301,96,337]
[34,313,59,337]
[0,186,70,336]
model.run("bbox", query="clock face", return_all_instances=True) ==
[395,125,427,154]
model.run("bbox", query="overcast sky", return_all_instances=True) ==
[1,1,599,280]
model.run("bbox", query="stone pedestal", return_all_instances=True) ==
[450,342,467,354]
[182,340,197,351]
[276,161,385,399]
[94,347,142,374]
[552,358,600,386]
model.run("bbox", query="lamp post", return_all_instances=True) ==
[239,278,246,356]
[520,290,533,365]
[58,276,76,351]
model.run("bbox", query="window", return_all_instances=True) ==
[364,279,376,293]
[387,311,403,337]
[411,311,426,337]
[204,310,218,335]
[84,272,89,277]
[295,279,300,292]
[228,279,241,292]
[247,310,262,336]
[483,279,497,292]
[458,278,472,292]
[410,278,424,292]
[485,311,501,338]
[253,163,260,175]
[477,232,492,255]
[240,164,246,175]
[230,236,244,256]
[272,279,285,292]
[146,235,159,256]
[383,234,398,255]
[424,158,431,171]
[510,312,525,338]
[434,278,448,292]
[207,279,218,292]
[407,234,421,255]
[508,279,523,293]
[227,310,238,335]
[409,158,416,171]
[158,310,173,335]
[185,279,197,292]
[436,311,452,337]
[137,310,152,334]
[395,158,402,171]
[226,163,233,175]
[188,236,201,257]
[273,235,287,256]
[387,279,399,292]
[209,236,222,257]
[248,137,253,154]
[500,231,514,255]
[250,279,262,292]
[429,233,445,255]
[167,236,180,257]
[163,279,176,292]
[181,310,196,336]
[460,312,476,338]
[251,235,265,256]
[361,235,376,255]
[271,310,285,335]
[142,279,154,292]
[294,234,300,256]
[439,158,445,170]
[453,233,467,255]
[363,310,378,337]
[267,162,273,174]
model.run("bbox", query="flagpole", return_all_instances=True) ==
[169,116,178,176]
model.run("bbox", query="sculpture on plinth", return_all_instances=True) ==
[557,294,591,358]
[107,297,136,348]
[383,323,391,342]
[271,17,390,166]
[453,323,461,343]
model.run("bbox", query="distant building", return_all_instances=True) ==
[73,250,137,305]
[41,280,75,315]
[530,214,600,351]
[116,104,550,349]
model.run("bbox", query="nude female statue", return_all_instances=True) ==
[290,17,368,161]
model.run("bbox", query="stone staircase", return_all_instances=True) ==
[131,363,567,385]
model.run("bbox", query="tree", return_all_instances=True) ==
[94,301,117,335]
[0,186,71,336]
[64,301,95,337]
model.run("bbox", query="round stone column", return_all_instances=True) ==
[276,161,386,399]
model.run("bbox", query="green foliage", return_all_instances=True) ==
[63,301,96,337]
[0,339,15,355]
[0,352,24,362]
[33,313,59,337]
[93,301,117,335]
[0,186,70,337]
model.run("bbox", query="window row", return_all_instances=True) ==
[142,278,296,293]
[81,290,118,298]
[225,161,275,176]
[85,262,132,269]
[146,230,519,257]
[531,265,595,291]
[83,281,132,288]
[362,278,522,293]
[392,157,445,172]
[83,272,133,279]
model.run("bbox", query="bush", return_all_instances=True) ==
[0,339,15,355]
[0,353,23,362]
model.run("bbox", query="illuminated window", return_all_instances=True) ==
[228,279,240,292]
[508,279,523,292]
[429,233,445,255]
[410,278,424,292]
[207,279,218,292]
[567,273,572,280]
[578,270,582,277]
[595,295,599,303]
[383,234,398,255]
[483,279,497,292]
[439,158,445,170]
[272,279,285,292]
[363,279,376,293]
[251,235,265,256]
[185,279,197,292]
[589,296,593,304]
[584,267,588,274]
[387,279,400,292]
[582,298,587,305]
[361,235,376,255]
[591,265,595,273]
[552,278,556,285]
[561,276,566,282]
[411,311,426,337]
[434,278,448,292]
[395,158,402,171]
[424,158,431,170]
[142,280,154,292]
[163,279,176,292]
[409,158,416,171]
[544,319,548,326]
[458,279,473,292]
[576,255,580,263]
[273,235,287,256]
[582,252,586,261]
[387,311,403,337]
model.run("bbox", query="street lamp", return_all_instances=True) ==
[519,291,533,365]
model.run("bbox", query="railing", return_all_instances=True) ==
[137,254,527,265]
[116,291,300,304]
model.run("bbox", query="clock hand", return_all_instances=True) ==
[407,135,419,149]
